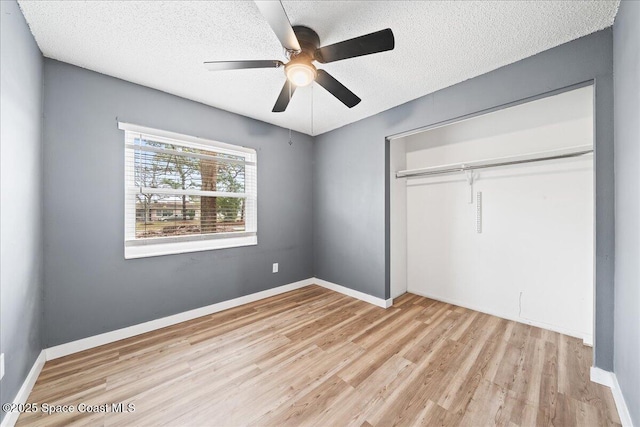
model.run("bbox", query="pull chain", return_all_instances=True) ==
[286,82,314,144]
[288,81,293,145]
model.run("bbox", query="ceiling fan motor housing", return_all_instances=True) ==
[291,26,321,58]
[283,26,321,86]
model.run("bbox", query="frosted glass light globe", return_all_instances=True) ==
[285,62,317,87]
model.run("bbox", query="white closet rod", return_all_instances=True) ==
[395,145,593,179]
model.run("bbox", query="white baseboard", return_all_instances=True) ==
[45,277,391,361]
[313,278,393,308]
[408,288,592,346]
[590,366,614,388]
[1,351,46,427]
[590,367,634,427]
[45,278,315,360]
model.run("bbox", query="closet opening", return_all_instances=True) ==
[388,83,595,346]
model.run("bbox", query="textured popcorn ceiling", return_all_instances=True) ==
[18,1,619,135]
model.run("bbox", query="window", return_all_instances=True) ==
[120,122,257,259]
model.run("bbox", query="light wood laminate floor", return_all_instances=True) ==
[17,286,619,426]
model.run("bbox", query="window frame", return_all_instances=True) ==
[120,122,257,259]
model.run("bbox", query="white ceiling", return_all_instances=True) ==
[18,1,619,136]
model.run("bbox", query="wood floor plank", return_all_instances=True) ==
[250,374,354,426]
[16,286,621,427]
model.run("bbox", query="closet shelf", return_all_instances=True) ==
[395,144,593,179]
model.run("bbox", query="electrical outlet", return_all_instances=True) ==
[1,353,4,381]
[272,263,279,273]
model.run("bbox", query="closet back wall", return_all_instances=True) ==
[402,86,594,343]
[42,60,314,347]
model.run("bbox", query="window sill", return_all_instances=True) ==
[124,235,257,259]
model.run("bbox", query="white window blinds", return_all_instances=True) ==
[120,122,257,258]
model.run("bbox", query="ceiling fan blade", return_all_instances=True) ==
[204,60,283,71]
[315,70,361,108]
[254,1,301,52]
[314,28,395,64]
[272,80,296,112]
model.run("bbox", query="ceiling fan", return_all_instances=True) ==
[204,0,395,112]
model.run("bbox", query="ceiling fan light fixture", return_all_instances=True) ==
[285,61,317,87]
[204,1,395,112]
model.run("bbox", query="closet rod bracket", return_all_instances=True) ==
[464,169,475,204]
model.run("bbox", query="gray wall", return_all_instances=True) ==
[314,29,616,370]
[0,0,44,421]
[613,1,640,423]
[42,60,314,347]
